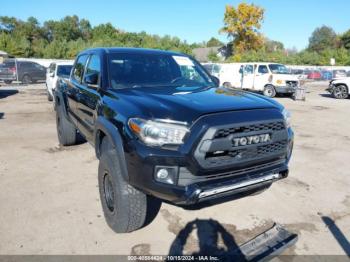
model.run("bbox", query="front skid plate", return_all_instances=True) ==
[232,223,298,261]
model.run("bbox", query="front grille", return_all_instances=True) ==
[205,141,287,166]
[257,141,287,154]
[214,121,285,138]
[286,81,298,88]
[194,119,288,170]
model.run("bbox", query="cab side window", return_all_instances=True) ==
[72,55,88,83]
[244,65,254,74]
[84,54,101,86]
[258,65,269,74]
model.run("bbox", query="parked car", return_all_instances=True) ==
[321,70,333,80]
[307,70,322,80]
[326,77,350,99]
[55,48,294,233]
[0,59,46,84]
[332,70,347,79]
[0,60,17,84]
[46,61,73,101]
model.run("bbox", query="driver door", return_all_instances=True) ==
[254,65,270,91]
[241,64,255,89]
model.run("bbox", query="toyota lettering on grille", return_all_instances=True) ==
[232,134,271,147]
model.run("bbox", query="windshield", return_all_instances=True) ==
[108,52,215,89]
[57,65,73,77]
[268,64,289,74]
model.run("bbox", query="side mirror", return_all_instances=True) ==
[211,75,220,87]
[84,72,99,87]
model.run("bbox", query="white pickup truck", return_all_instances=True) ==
[327,77,350,99]
[207,63,300,98]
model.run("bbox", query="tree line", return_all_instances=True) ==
[1,5,350,66]
[0,15,200,59]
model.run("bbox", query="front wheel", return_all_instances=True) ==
[263,85,276,97]
[4,80,12,84]
[98,137,149,233]
[332,85,348,99]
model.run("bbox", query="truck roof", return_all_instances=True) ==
[79,47,186,57]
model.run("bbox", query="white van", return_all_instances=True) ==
[216,63,300,97]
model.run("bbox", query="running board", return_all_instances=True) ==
[232,223,298,261]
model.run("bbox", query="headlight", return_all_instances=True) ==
[282,108,291,128]
[128,118,189,146]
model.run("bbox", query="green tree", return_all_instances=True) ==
[264,38,284,52]
[220,3,264,53]
[308,25,337,52]
[207,50,220,62]
[340,29,350,50]
[206,37,223,47]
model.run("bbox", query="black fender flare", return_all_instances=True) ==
[94,116,129,182]
[54,89,69,118]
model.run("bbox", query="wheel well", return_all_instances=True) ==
[95,129,107,159]
[335,83,349,91]
[264,84,275,89]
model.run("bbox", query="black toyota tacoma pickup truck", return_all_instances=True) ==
[54,48,294,233]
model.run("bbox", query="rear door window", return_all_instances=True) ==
[83,54,101,86]
[244,65,254,74]
[258,65,269,74]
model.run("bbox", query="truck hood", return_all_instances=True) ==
[108,86,283,124]
[272,74,299,81]
[332,76,350,83]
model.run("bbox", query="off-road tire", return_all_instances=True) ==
[98,137,147,233]
[263,85,276,97]
[332,85,348,99]
[55,102,78,146]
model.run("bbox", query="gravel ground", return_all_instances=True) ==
[0,81,349,258]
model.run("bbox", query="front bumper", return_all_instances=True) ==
[124,109,293,205]
[326,83,334,93]
[275,86,297,94]
[0,76,16,81]
[126,139,292,205]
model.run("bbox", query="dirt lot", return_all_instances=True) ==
[0,82,349,257]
